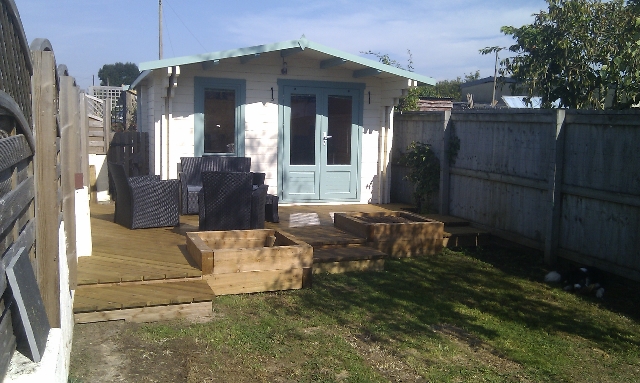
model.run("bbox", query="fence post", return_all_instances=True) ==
[79,93,90,188]
[32,49,61,328]
[439,110,452,215]
[544,109,566,265]
[59,75,78,288]
[103,97,111,154]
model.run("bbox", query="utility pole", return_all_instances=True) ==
[159,0,163,60]
[491,49,499,107]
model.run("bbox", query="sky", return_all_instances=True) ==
[17,0,548,91]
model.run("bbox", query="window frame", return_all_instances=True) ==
[194,77,246,157]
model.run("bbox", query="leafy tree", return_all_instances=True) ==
[97,62,140,87]
[487,0,640,109]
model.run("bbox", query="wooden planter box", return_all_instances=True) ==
[334,211,444,257]
[186,229,313,295]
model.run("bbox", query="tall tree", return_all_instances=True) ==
[489,0,640,109]
[97,62,140,87]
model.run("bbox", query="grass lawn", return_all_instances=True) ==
[70,245,640,382]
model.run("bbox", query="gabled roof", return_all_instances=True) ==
[133,37,435,87]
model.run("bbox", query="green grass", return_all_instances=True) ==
[135,246,640,382]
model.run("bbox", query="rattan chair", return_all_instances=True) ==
[250,184,268,229]
[178,156,251,214]
[108,162,180,229]
[198,172,268,231]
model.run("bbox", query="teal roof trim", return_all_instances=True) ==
[139,39,305,71]
[305,39,435,85]
[138,37,435,85]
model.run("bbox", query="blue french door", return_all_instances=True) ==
[281,84,361,202]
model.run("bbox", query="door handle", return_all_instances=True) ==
[323,132,332,145]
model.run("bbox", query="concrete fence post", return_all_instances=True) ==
[544,109,566,265]
[439,110,451,215]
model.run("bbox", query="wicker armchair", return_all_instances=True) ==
[179,156,251,214]
[198,172,268,231]
[108,162,180,229]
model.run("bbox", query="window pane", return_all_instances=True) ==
[327,95,352,165]
[290,94,316,165]
[204,89,236,154]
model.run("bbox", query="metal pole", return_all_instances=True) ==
[159,0,163,60]
[492,50,498,107]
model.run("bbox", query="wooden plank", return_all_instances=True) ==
[369,238,443,257]
[2,220,35,269]
[79,93,90,188]
[32,49,62,328]
[0,134,31,173]
[213,245,313,274]
[82,252,199,271]
[193,229,275,241]
[313,259,385,274]
[60,76,79,289]
[313,247,386,263]
[449,167,548,191]
[74,280,214,312]
[186,232,213,273]
[74,301,213,324]
[0,176,34,235]
[206,268,303,296]
[73,295,122,312]
[561,184,640,209]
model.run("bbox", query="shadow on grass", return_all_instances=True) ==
[291,247,639,356]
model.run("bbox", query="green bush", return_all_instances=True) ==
[399,141,440,213]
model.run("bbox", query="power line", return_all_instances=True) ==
[164,0,208,53]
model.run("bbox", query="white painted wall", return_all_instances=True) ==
[75,187,92,257]
[88,154,110,202]
[138,51,411,203]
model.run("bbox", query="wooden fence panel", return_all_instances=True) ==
[556,111,640,280]
[0,95,35,380]
[32,48,62,327]
[393,109,640,281]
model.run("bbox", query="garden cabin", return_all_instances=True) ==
[131,37,435,204]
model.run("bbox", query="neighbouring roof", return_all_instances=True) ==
[460,76,517,89]
[131,37,435,88]
[502,96,561,109]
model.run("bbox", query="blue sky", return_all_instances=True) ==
[17,0,547,91]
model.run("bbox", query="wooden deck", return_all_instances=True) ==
[74,202,408,323]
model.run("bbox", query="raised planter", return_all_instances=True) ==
[186,229,313,295]
[334,211,444,257]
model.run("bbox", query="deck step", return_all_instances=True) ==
[313,246,386,274]
[423,214,471,227]
[443,225,491,248]
[73,278,215,314]
[281,226,366,248]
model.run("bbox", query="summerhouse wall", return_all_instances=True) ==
[139,51,405,203]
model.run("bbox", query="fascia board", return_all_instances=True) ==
[138,39,304,71]
[306,40,436,85]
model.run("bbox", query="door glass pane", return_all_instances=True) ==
[327,95,352,165]
[290,94,316,165]
[204,89,236,154]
